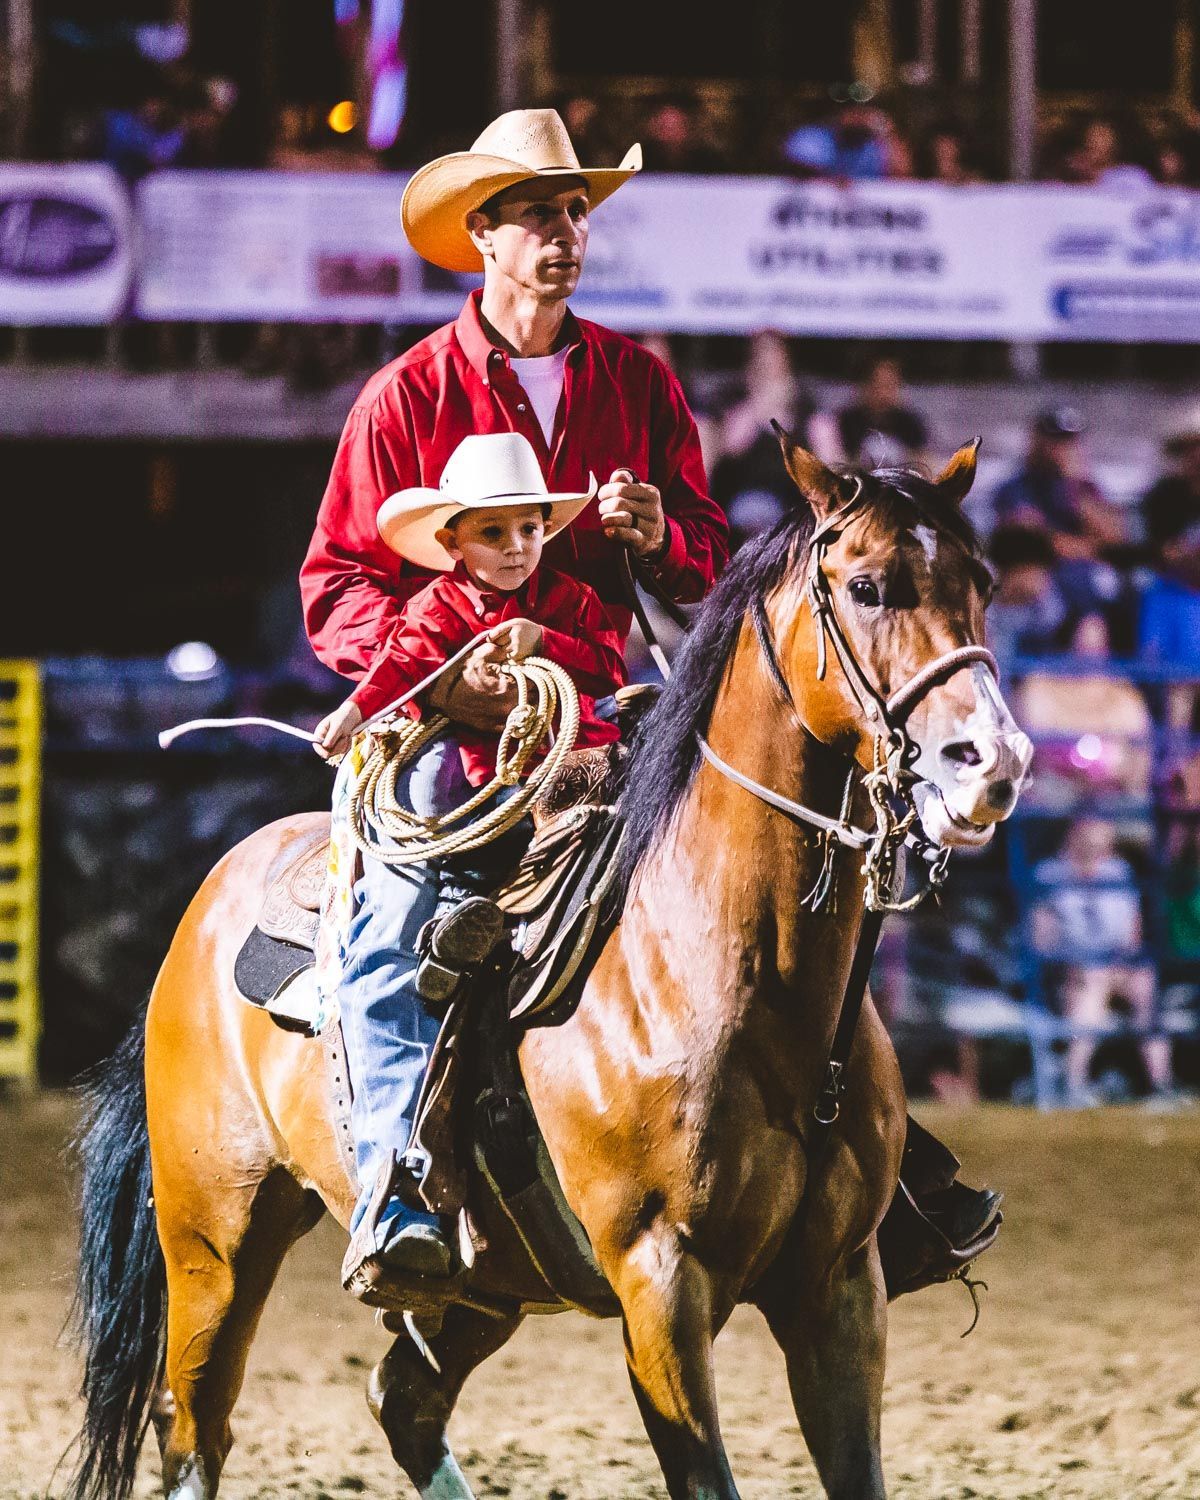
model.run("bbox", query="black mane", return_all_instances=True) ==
[617,464,983,883]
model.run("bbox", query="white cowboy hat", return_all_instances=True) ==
[377,432,597,572]
[400,108,642,274]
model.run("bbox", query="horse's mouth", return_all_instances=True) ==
[912,782,998,850]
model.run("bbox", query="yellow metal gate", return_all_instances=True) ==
[0,661,40,1082]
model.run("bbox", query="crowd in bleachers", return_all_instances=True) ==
[32,22,1200,192]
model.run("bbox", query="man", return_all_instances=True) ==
[301,109,728,1289]
[990,406,1127,625]
[1139,406,1200,699]
[1143,405,1200,592]
[837,356,929,468]
[991,406,1122,557]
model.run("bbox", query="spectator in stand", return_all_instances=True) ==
[986,525,1067,668]
[918,121,984,185]
[102,88,188,180]
[1143,406,1200,594]
[710,330,840,548]
[1044,113,1154,190]
[1031,817,1174,1104]
[1139,407,1200,729]
[1017,612,1151,803]
[177,74,238,167]
[556,93,615,166]
[1150,127,1192,186]
[781,99,891,181]
[991,407,1126,619]
[640,93,724,173]
[883,119,916,180]
[837,356,928,468]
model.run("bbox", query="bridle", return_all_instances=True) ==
[695,478,998,914]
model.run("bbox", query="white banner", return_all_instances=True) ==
[1024,185,1200,343]
[103,169,1200,342]
[137,170,426,321]
[0,164,133,323]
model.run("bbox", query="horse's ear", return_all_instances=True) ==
[935,438,982,506]
[771,420,854,517]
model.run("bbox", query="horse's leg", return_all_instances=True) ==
[157,1168,321,1498]
[367,1301,524,1499]
[611,1228,741,1500]
[756,1235,889,1500]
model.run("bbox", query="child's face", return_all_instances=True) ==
[437,503,547,592]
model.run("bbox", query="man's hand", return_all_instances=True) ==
[598,468,667,559]
[313,700,363,761]
[487,617,543,661]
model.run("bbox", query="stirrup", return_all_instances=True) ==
[415,896,505,1003]
[341,1152,457,1302]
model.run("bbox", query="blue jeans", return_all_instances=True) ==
[340,735,523,1245]
[341,737,471,1239]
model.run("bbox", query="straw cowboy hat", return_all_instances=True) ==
[400,108,642,273]
[377,432,597,571]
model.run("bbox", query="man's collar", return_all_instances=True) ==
[455,289,585,384]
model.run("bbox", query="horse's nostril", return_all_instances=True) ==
[941,739,983,768]
[986,778,1015,810]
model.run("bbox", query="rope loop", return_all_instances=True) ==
[346,656,581,868]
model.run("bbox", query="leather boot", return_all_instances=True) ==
[415,896,505,1003]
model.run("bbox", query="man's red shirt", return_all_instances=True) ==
[300,291,728,680]
[349,563,624,787]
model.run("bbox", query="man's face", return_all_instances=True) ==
[864,360,901,409]
[467,178,590,303]
[437,504,547,592]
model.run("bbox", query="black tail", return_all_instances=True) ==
[67,1021,167,1500]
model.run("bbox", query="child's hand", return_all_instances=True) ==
[488,618,543,661]
[312,700,363,760]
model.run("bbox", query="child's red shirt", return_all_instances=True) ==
[349,563,625,786]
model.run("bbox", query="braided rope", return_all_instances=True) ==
[346,656,581,868]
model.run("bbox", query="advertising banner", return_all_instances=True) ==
[136,170,426,321]
[27,167,1200,343]
[1024,185,1200,343]
[0,164,133,324]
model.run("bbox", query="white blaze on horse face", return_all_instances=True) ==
[911,663,1033,847]
[912,523,939,566]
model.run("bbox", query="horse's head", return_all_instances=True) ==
[775,430,1032,849]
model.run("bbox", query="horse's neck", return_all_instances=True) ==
[638,626,866,1009]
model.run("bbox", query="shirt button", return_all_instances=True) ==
[517,403,527,413]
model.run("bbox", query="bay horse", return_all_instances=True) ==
[70,438,1031,1500]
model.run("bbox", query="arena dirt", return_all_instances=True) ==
[2,1094,1198,1499]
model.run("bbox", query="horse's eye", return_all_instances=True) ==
[848,577,881,608]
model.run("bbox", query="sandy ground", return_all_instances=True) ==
[1,1094,1198,1499]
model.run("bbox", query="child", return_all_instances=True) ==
[314,430,625,767]
[316,431,626,1291]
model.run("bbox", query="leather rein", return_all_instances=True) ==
[694,479,997,911]
[621,482,997,1144]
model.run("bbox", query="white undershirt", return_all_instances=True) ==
[510,348,569,446]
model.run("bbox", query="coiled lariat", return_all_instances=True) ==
[346,656,580,866]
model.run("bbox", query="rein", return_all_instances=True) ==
[695,483,996,916]
[619,486,995,1154]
